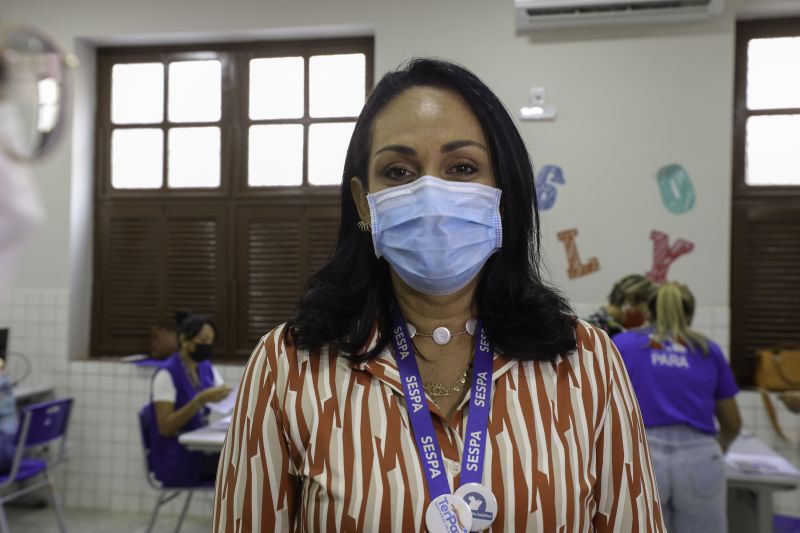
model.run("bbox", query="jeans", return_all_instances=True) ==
[647,425,726,533]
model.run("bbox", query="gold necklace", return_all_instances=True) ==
[424,364,471,405]
[414,342,473,406]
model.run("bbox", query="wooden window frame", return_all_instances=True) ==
[730,19,800,385]
[91,37,374,361]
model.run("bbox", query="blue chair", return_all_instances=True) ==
[138,406,214,533]
[0,397,73,533]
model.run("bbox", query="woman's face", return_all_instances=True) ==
[352,86,496,210]
[182,323,215,351]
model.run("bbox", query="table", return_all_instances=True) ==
[726,432,800,533]
[12,384,54,408]
[178,416,230,453]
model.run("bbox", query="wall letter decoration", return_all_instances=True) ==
[646,230,695,283]
[656,164,696,214]
[536,165,564,211]
[557,228,600,279]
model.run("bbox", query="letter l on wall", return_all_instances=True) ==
[557,228,600,279]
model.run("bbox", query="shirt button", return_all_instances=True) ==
[447,460,461,475]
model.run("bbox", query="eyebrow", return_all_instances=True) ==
[374,144,417,156]
[373,139,487,157]
[441,140,487,153]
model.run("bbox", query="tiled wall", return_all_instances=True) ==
[1,291,799,521]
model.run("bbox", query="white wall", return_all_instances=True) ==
[4,0,747,305]
[4,0,800,520]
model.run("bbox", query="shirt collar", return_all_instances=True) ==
[350,326,518,414]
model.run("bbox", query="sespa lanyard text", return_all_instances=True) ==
[389,304,495,533]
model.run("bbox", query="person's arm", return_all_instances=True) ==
[153,395,205,437]
[715,398,741,453]
[152,370,231,437]
[711,344,741,453]
[214,326,299,532]
[593,332,665,532]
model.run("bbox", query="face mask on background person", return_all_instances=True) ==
[622,308,647,329]
[190,343,214,362]
[367,175,502,296]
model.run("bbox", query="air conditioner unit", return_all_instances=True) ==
[515,0,725,29]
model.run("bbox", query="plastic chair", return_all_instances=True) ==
[138,406,214,533]
[0,397,73,533]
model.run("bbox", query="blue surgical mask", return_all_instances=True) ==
[367,175,502,295]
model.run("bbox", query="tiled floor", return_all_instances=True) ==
[4,506,211,533]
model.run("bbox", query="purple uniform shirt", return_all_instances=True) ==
[612,328,739,435]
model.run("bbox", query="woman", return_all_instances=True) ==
[214,59,663,532]
[586,274,658,337]
[613,282,741,533]
[148,311,231,486]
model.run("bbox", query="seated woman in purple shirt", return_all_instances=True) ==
[613,282,741,533]
[148,311,231,486]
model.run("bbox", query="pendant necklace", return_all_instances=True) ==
[407,318,478,346]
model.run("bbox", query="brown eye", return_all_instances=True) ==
[383,166,414,180]
[449,162,478,176]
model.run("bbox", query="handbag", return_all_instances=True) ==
[755,346,800,440]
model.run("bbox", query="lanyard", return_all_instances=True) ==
[389,304,493,499]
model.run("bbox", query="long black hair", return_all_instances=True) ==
[287,58,576,362]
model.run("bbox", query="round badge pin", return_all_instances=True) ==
[454,483,498,531]
[425,494,472,533]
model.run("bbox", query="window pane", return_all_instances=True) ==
[111,63,163,124]
[168,127,221,188]
[111,128,163,189]
[308,122,354,186]
[309,54,365,118]
[747,37,800,110]
[168,60,221,123]
[249,57,304,120]
[746,115,800,186]
[248,125,303,186]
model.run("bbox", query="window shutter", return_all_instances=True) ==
[234,205,340,355]
[93,205,163,356]
[235,207,303,354]
[92,204,228,357]
[731,203,800,382]
[162,205,229,354]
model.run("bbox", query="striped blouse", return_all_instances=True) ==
[213,320,664,532]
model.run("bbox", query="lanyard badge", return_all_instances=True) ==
[389,304,498,532]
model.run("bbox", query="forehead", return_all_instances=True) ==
[197,323,215,338]
[370,86,487,149]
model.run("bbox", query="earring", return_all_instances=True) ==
[357,220,371,232]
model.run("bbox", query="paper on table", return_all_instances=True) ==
[726,452,800,477]
[206,387,238,414]
[210,415,232,431]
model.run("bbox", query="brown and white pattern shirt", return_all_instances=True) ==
[213,320,664,532]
